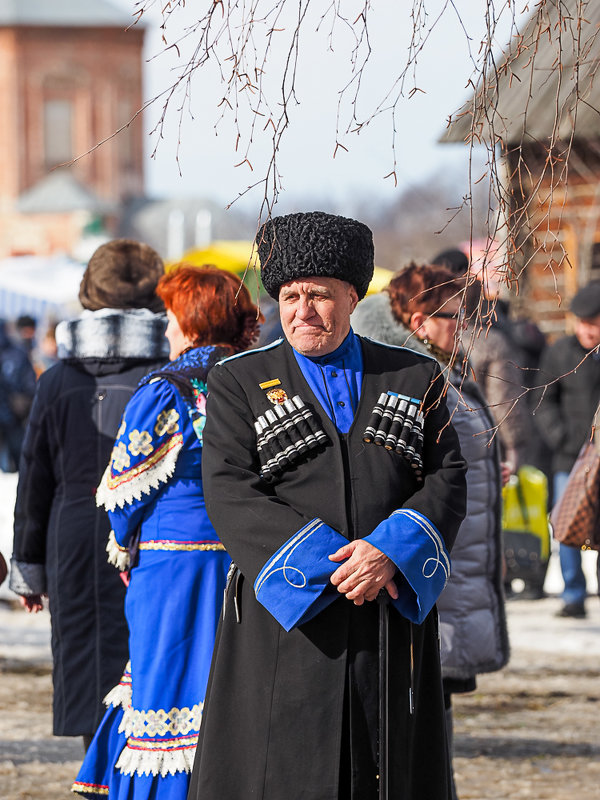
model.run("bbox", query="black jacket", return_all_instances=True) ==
[0,321,36,427]
[534,335,600,473]
[11,356,164,735]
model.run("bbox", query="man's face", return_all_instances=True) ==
[278,277,359,357]
[575,314,600,350]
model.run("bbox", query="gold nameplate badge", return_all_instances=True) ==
[259,379,282,389]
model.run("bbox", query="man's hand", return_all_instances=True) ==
[19,594,45,613]
[329,540,398,606]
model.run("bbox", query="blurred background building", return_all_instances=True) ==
[0,0,254,324]
[0,0,597,337]
[442,0,600,337]
[0,0,144,258]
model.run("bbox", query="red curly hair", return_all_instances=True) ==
[156,264,263,353]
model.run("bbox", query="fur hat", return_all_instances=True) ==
[570,280,600,319]
[79,239,165,312]
[257,211,374,300]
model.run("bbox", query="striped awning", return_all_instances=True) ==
[0,255,84,324]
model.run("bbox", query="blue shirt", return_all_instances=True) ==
[292,329,363,433]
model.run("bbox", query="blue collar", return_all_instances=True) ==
[301,329,358,366]
[292,330,362,433]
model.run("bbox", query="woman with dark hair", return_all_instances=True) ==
[10,239,168,746]
[353,262,509,800]
[73,265,262,800]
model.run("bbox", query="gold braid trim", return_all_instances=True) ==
[71,782,109,796]
[126,734,198,751]
[96,434,184,511]
[138,541,226,552]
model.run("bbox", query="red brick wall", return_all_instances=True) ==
[0,23,145,258]
[0,24,145,206]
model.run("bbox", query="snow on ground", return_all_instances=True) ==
[4,472,597,598]
[1,470,598,664]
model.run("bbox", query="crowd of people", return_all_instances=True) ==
[2,214,599,800]
[0,317,39,471]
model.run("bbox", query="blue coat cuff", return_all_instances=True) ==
[254,518,349,631]
[364,509,450,624]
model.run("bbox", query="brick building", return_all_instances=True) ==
[0,0,145,257]
[442,0,600,338]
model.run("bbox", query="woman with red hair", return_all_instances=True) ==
[74,265,261,800]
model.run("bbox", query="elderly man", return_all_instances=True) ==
[189,212,467,800]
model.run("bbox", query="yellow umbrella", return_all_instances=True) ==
[368,266,395,294]
[172,240,256,274]
[174,241,394,295]
[172,241,263,294]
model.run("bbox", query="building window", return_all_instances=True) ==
[591,242,600,281]
[44,99,73,168]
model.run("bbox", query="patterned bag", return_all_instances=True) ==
[550,441,600,551]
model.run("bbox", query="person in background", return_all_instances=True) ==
[73,265,262,800]
[35,319,59,374]
[189,212,467,800]
[595,402,600,601]
[255,293,283,345]
[431,248,469,276]
[432,245,552,600]
[534,281,600,618]
[431,244,532,474]
[15,314,37,355]
[10,239,169,749]
[0,319,37,471]
[353,263,510,800]
[18,316,60,377]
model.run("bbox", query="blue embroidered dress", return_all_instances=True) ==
[73,347,231,800]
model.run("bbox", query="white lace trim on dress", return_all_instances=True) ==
[96,433,183,511]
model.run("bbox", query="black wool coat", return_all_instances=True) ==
[534,335,600,473]
[11,357,164,736]
[189,337,467,800]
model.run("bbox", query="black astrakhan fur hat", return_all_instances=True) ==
[257,211,374,300]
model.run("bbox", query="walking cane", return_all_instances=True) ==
[377,590,389,800]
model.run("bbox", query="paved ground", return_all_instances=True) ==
[1,582,599,800]
[2,464,598,800]
[452,593,600,800]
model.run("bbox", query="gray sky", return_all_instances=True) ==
[112,1,527,213]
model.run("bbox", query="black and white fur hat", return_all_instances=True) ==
[257,211,374,300]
